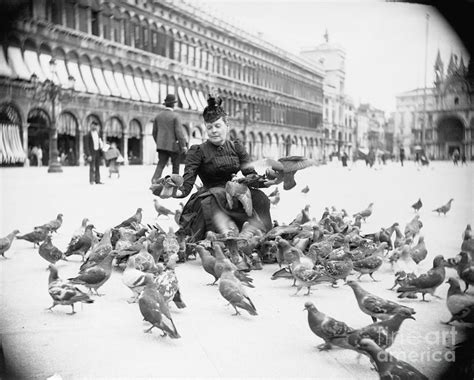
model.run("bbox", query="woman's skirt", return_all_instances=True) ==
[178,186,272,242]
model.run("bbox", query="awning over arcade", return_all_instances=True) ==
[66,61,87,92]
[80,64,99,94]
[39,54,55,82]
[184,87,198,111]
[0,47,13,78]
[177,86,189,109]
[134,76,150,102]
[113,72,131,99]
[24,50,46,82]
[143,78,159,103]
[54,59,71,88]
[103,69,121,97]
[7,47,31,80]
[124,74,141,101]
[57,113,77,136]
[92,67,111,96]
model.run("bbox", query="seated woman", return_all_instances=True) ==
[174,95,272,242]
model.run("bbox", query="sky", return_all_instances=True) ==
[195,0,469,113]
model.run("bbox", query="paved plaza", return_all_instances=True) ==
[0,160,473,379]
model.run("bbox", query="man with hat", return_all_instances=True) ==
[84,121,104,184]
[151,93,188,184]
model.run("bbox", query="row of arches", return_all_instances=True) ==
[0,101,324,167]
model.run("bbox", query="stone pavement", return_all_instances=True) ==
[0,161,472,379]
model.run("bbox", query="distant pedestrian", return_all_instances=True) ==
[461,153,467,165]
[36,146,43,167]
[84,121,104,185]
[381,153,386,165]
[415,152,420,166]
[106,142,122,179]
[453,148,460,166]
[399,147,405,167]
[151,93,188,184]
[341,151,348,167]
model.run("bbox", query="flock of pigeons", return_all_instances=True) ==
[0,182,473,379]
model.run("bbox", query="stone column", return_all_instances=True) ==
[78,130,84,166]
[23,123,29,167]
[123,133,129,165]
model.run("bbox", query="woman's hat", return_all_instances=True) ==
[203,95,226,123]
[163,94,177,105]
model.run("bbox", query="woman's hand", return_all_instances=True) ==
[173,187,187,199]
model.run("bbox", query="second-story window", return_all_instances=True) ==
[65,0,75,29]
[123,18,130,45]
[134,24,141,48]
[78,5,88,33]
[91,10,99,36]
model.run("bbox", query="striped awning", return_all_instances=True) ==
[129,120,141,138]
[57,113,78,136]
[105,117,123,137]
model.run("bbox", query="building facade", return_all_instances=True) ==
[394,50,474,160]
[0,0,324,167]
[355,103,386,153]
[300,37,355,159]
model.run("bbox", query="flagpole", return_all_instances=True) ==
[422,12,429,149]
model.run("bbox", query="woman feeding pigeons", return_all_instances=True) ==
[172,95,272,241]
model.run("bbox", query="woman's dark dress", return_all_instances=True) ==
[178,139,272,241]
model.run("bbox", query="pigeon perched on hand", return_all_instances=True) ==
[36,213,63,233]
[411,198,423,212]
[47,264,94,314]
[433,198,454,216]
[397,255,446,301]
[347,281,416,322]
[138,280,181,338]
[153,199,174,218]
[16,227,50,248]
[150,174,184,198]
[444,277,474,324]
[38,235,67,264]
[115,208,143,229]
[218,261,258,316]
[0,230,20,258]
[304,302,355,351]
[249,156,318,190]
[356,338,428,380]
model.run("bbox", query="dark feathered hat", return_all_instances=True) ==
[202,94,226,123]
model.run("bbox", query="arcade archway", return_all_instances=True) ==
[437,116,464,158]
[57,112,79,165]
[128,119,142,164]
[0,103,25,166]
[27,108,50,166]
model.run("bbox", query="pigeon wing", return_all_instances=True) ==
[72,267,107,284]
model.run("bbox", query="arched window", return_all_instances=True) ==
[123,12,131,45]
[65,0,75,29]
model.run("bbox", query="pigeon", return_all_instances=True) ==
[122,255,154,303]
[323,253,353,285]
[68,251,117,296]
[453,251,474,292]
[213,243,254,287]
[411,198,423,212]
[0,230,20,258]
[301,185,310,194]
[411,235,428,264]
[353,203,373,222]
[80,228,113,270]
[356,338,428,380]
[38,235,67,264]
[150,174,184,198]
[254,156,318,190]
[352,242,387,281]
[115,208,143,228]
[16,227,50,248]
[291,205,311,225]
[353,215,362,229]
[444,278,474,324]
[134,241,161,274]
[347,309,416,350]
[153,199,175,218]
[155,254,186,308]
[36,213,63,233]
[462,224,472,241]
[346,281,416,322]
[66,218,89,249]
[46,264,94,314]
[268,187,279,197]
[138,280,181,338]
[404,215,423,239]
[174,202,184,226]
[291,249,334,295]
[65,224,95,261]
[393,225,405,249]
[389,271,418,292]
[271,267,294,280]
[191,243,218,285]
[433,198,454,216]
[397,255,446,301]
[225,180,253,217]
[304,302,355,351]
[115,236,147,265]
[461,225,474,260]
[218,261,258,316]
[269,193,280,207]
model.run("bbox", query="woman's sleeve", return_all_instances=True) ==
[234,139,257,175]
[181,144,202,196]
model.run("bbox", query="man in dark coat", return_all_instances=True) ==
[84,121,104,184]
[151,94,188,184]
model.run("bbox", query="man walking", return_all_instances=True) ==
[151,93,187,184]
[84,121,104,185]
